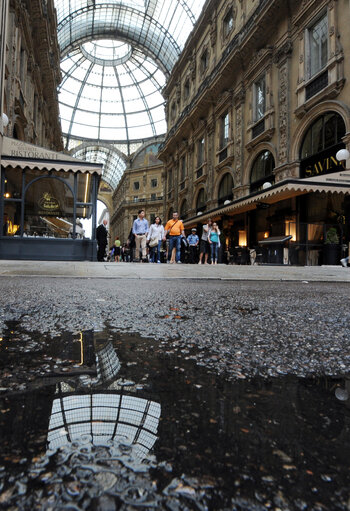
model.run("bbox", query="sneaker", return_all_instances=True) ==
[157,261,161,264]
[340,258,348,267]
[177,260,182,264]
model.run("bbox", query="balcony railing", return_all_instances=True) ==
[218,147,228,162]
[196,167,203,179]
[305,71,328,100]
[252,118,265,139]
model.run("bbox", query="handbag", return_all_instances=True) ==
[149,236,159,247]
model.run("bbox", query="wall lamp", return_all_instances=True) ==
[1,113,9,128]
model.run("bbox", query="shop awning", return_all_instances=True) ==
[1,137,102,174]
[184,174,350,227]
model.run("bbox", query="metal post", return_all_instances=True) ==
[91,174,97,241]
[73,173,77,238]
[0,166,4,235]
[20,169,25,236]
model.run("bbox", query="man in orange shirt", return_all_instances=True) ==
[163,211,185,264]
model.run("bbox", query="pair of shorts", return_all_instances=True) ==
[114,247,121,255]
[200,239,210,254]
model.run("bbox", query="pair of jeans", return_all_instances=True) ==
[169,235,181,262]
[210,242,218,263]
[150,240,162,262]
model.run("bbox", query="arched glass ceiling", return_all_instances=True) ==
[71,144,127,189]
[59,45,167,144]
[54,0,206,148]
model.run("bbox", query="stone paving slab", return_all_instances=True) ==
[0,260,349,281]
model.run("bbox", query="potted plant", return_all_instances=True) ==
[323,227,340,265]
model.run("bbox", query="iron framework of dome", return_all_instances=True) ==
[70,143,127,190]
[54,0,206,158]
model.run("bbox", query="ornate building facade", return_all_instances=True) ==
[0,1,103,261]
[0,0,9,156]
[2,0,62,150]
[159,0,350,265]
[111,141,164,244]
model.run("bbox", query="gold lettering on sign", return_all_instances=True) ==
[38,192,60,211]
[304,156,345,177]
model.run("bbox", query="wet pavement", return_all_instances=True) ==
[0,275,349,509]
[0,328,350,510]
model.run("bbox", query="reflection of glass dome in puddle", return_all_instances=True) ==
[96,341,121,382]
[48,338,161,461]
[48,391,161,459]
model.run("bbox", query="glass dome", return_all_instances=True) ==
[55,0,206,147]
[54,0,207,188]
[59,44,167,144]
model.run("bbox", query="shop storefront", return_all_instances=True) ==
[0,137,103,261]
[183,112,350,265]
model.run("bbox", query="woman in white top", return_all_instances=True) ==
[147,216,164,263]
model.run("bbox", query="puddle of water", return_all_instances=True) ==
[0,327,349,509]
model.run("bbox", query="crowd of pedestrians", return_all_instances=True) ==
[97,210,222,264]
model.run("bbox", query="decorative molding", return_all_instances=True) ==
[273,40,293,66]
[245,127,274,152]
[234,85,245,105]
[234,103,243,184]
[210,11,217,47]
[244,46,273,82]
[277,61,289,165]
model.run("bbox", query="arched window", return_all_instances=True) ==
[218,173,233,205]
[250,151,275,193]
[300,112,346,159]
[180,199,188,220]
[24,176,74,238]
[196,188,207,213]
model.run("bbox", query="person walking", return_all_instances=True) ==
[163,211,185,264]
[132,209,149,262]
[114,236,121,262]
[147,216,164,263]
[198,218,212,264]
[127,228,135,262]
[208,222,221,264]
[96,219,108,262]
[187,228,199,263]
